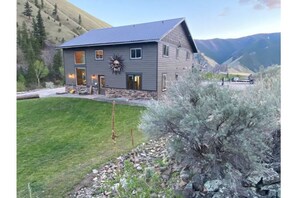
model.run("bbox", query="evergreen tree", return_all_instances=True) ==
[20,22,29,50]
[32,60,49,87]
[17,24,22,46]
[34,0,39,8]
[52,3,57,16]
[52,50,63,81]
[35,9,47,47]
[23,1,32,19]
[78,14,82,25]
[41,0,44,9]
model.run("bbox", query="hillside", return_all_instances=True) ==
[17,0,111,46]
[195,33,281,72]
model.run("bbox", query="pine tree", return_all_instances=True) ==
[20,22,29,50]
[52,50,63,81]
[52,3,57,16]
[35,9,47,47]
[41,0,44,9]
[34,0,39,8]
[23,1,32,19]
[78,14,82,25]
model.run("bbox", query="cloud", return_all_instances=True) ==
[254,3,264,10]
[218,7,230,16]
[261,0,280,9]
[239,0,280,9]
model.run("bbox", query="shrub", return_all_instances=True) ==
[101,160,174,197]
[140,69,280,178]
[17,81,27,92]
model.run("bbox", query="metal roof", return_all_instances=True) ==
[59,18,197,52]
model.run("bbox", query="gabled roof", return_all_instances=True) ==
[60,18,198,52]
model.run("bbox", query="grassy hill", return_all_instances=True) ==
[17,0,111,46]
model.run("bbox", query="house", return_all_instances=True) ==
[59,18,198,99]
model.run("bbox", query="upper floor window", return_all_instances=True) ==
[74,51,85,64]
[95,50,104,60]
[163,45,169,57]
[130,48,142,59]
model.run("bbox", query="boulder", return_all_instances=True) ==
[204,179,222,192]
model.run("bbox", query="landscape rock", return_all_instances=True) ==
[204,179,222,192]
[246,168,280,187]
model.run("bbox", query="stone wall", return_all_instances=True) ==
[65,85,157,100]
[105,88,158,100]
[65,85,98,95]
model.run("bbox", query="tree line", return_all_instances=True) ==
[18,1,64,91]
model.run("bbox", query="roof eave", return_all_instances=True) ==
[58,40,159,49]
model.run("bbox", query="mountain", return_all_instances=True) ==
[195,33,281,72]
[17,0,111,45]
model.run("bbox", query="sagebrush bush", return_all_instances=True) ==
[140,69,280,178]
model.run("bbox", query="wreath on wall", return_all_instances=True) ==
[109,54,125,74]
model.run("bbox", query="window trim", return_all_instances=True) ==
[126,73,142,90]
[74,51,86,65]
[162,73,167,91]
[130,48,142,60]
[95,50,104,61]
[163,44,169,57]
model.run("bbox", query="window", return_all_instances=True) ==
[76,68,86,85]
[175,73,179,80]
[163,45,169,57]
[186,51,191,60]
[95,50,104,60]
[130,48,142,59]
[74,51,85,64]
[127,74,142,90]
[176,48,179,59]
[162,73,167,91]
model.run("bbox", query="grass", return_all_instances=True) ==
[17,97,145,197]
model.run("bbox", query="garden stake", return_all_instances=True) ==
[111,101,118,144]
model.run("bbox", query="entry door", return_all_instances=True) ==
[98,75,105,95]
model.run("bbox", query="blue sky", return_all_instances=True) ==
[68,0,280,39]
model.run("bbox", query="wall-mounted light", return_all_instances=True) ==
[68,74,75,79]
[91,74,96,80]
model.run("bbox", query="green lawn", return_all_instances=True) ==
[17,97,145,197]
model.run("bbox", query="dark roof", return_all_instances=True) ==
[60,18,197,52]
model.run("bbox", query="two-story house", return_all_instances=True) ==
[60,18,198,99]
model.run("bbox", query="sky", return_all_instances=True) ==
[68,0,280,39]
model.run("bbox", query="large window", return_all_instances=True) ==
[162,73,167,91]
[74,51,85,64]
[127,74,142,90]
[130,48,142,59]
[95,50,104,60]
[76,68,86,85]
[163,44,169,57]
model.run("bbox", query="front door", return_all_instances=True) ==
[98,75,105,95]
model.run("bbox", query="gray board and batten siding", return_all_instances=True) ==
[60,18,198,98]
[63,43,158,91]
